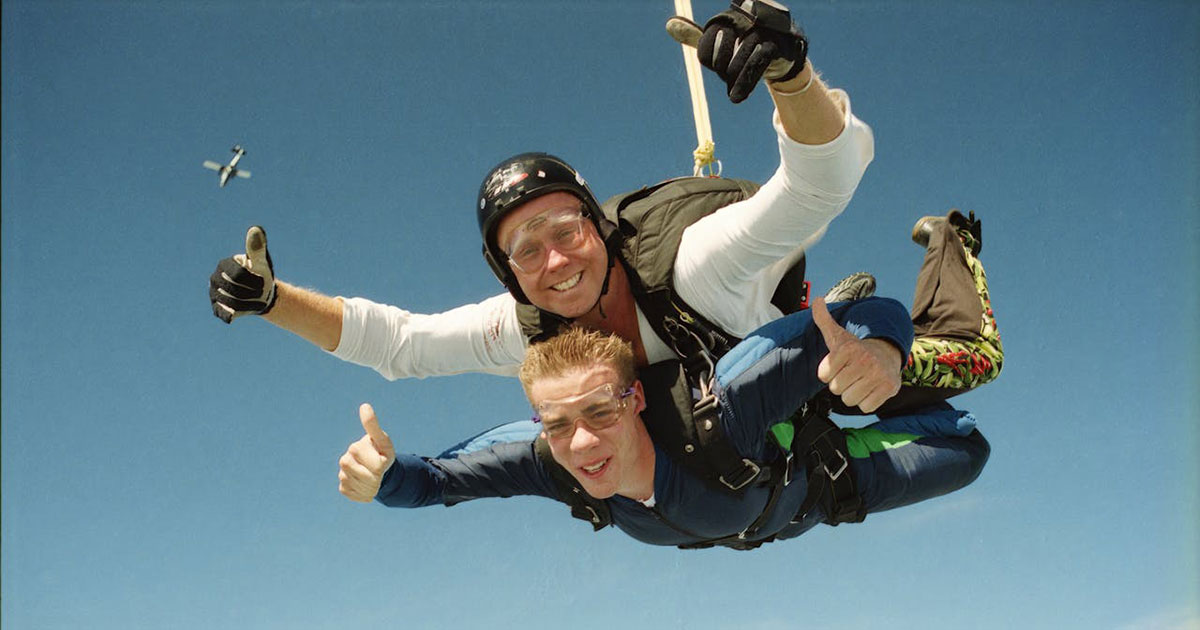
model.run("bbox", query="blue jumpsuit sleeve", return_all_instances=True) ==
[375,440,559,508]
[375,454,448,508]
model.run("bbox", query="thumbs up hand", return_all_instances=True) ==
[338,403,397,503]
[209,226,278,323]
[811,298,902,414]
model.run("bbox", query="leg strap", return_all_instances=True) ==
[792,397,865,526]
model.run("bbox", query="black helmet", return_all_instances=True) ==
[476,152,614,304]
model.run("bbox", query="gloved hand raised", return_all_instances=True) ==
[667,0,808,103]
[338,403,397,503]
[209,226,277,323]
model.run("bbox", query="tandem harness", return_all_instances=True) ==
[526,176,859,549]
[535,367,866,551]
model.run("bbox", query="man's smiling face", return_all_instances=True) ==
[532,364,649,500]
[495,192,609,319]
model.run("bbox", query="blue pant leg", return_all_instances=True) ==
[437,419,542,458]
[712,297,913,458]
[846,403,990,514]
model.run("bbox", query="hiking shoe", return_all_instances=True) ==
[911,209,983,256]
[823,272,876,303]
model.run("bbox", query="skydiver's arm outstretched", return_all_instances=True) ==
[208,226,528,378]
[207,225,343,351]
[262,281,344,352]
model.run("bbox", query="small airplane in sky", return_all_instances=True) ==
[203,145,252,187]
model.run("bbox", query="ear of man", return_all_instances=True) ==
[630,379,647,415]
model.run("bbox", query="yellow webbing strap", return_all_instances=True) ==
[673,0,720,177]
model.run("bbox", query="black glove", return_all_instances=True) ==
[209,226,277,323]
[698,0,808,103]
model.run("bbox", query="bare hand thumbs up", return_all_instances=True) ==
[338,403,396,503]
[359,403,395,460]
[811,298,902,414]
[812,297,852,354]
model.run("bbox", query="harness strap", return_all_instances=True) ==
[691,387,768,491]
[678,395,864,550]
[676,449,793,551]
[790,396,866,526]
[534,438,611,531]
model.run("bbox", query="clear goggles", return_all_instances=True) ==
[504,207,588,274]
[532,382,635,440]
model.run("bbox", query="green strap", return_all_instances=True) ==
[842,427,923,459]
[769,421,795,451]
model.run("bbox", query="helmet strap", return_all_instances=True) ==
[589,210,625,320]
[484,247,531,304]
[594,250,616,319]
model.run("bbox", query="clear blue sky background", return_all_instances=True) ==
[3,1,1197,629]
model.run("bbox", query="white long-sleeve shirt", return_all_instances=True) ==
[332,89,874,380]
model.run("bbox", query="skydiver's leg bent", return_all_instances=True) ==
[910,210,986,341]
[851,210,1004,417]
[768,401,988,543]
[436,419,542,458]
[846,401,990,514]
[712,297,914,455]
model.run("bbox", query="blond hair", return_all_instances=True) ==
[518,328,636,399]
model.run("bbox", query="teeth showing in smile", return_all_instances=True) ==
[582,459,607,474]
[553,273,582,291]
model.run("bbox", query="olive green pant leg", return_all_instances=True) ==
[838,218,1003,418]
[900,219,1004,393]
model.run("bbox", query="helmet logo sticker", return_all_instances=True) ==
[484,164,530,199]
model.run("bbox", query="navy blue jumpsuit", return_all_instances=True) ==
[374,298,989,547]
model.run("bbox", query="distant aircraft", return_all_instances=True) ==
[203,145,252,187]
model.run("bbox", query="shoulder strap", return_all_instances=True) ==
[637,361,775,495]
[533,437,612,530]
[607,177,759,378]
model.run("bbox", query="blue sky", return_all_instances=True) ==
[3,1,1196,629]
